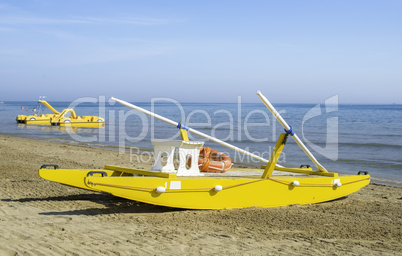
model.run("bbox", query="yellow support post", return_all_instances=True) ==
[180,129,189,141]
[261,133,288,179]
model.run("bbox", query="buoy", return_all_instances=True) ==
[214,185,223,192]
[291,180,300,186]
[156,186,166,193]
[191,147,232,173]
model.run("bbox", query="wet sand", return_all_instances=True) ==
[0,135,401,255]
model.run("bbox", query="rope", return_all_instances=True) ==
[88,181,154,192]
[87,177,370,192]
[340,177,371,185]
[220,179,265,189]
[267,177,370,187]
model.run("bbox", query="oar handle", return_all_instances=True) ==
[256,91,328,172]
[256,91,291,131]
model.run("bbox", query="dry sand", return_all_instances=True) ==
[0,135,401,255]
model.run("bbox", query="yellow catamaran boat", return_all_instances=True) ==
[16,100,60,125]
[16,100,105,128]
[39,91,370,209]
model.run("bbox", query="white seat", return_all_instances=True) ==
[151,140,204,176]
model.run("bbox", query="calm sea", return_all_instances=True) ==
[0,100,401,186]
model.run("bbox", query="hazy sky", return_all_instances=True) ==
[0,0,401,103]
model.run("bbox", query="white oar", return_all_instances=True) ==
[256,91,328,172]
[110,96,273,164]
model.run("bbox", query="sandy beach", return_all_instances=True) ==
[0,135,401,255]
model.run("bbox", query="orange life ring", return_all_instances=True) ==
[189,147,232,173]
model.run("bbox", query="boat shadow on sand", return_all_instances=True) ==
[2,193,349,216]
[1,193,184,216]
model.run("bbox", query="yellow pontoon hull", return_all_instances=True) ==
[52,121,105,128]
[51,114,105,128]
[24,119,52,125]
[16,117,104,127]
[39,166,370,209]
[16,114,57,125]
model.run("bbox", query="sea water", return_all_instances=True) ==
[0,100,401,185]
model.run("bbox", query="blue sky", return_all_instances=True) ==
[0,0,401,103]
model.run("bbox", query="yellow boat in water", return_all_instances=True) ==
[16,100,60,125]
[39,91,370,209]
[50,108,105,128]
[16,100,104,128]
